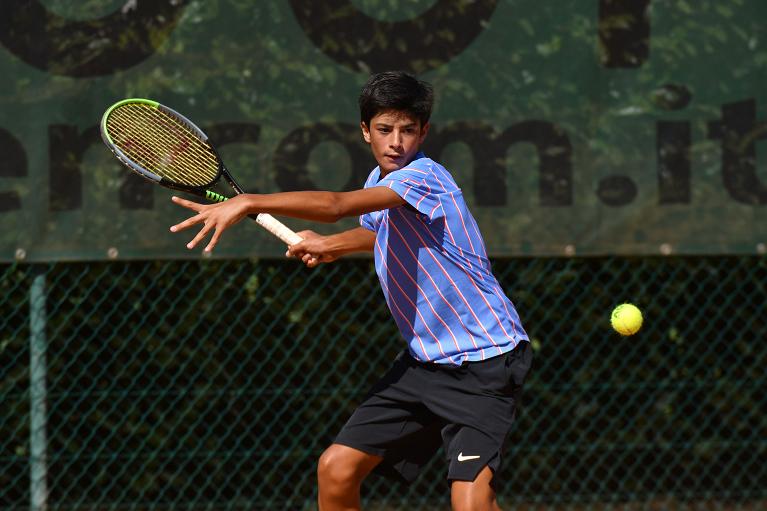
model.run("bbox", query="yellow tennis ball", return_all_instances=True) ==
[611,303,643,336]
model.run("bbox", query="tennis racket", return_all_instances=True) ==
[99,98,302,245]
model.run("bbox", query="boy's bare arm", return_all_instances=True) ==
[170,187,402,252]
[244,187,405,223]
[287,227,375,268]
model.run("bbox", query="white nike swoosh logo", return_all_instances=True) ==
[457,452,481,462]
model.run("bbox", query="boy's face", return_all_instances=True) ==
[361,110,429,174]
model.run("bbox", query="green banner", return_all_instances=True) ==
[1,0,766,261]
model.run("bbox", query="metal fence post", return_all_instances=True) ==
[29,265,49,511]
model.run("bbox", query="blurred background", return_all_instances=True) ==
[1,1,766,509]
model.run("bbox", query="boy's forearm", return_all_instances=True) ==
[323,227,376,257]
[242,191,342,223]
[241,187,404,223]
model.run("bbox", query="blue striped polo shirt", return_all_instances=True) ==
[360,152,529,365]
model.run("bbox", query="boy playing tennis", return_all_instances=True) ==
[170,71,532,511]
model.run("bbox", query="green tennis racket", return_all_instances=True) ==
[100,98,302,245]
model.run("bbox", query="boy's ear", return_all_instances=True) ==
[419,121,430,143]
[360,121,371,143]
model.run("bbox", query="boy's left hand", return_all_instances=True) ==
[169,195,251,252]
[286,230,337,268]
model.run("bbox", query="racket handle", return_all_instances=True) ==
[254,213,303,245]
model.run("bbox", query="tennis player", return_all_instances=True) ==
[170,71,532,511]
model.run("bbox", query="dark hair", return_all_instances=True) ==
[358,71,434,127]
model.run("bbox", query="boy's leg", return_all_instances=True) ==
[438,342,533,511]
[450,466,502,511]
[317,443,382,511]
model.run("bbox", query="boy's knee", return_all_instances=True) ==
[317,445,359,488]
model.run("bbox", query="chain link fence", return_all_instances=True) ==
[2,256,766,510]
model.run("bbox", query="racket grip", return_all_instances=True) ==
[254,213,303,245]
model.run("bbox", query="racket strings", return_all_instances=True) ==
[110,105,217,184]
[109,105,217,185]
[111,113,215,185]
[106,103,219,187]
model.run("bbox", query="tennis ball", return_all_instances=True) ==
[610,303,643,336]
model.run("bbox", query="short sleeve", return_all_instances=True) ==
[376,167,444,222]
[359,212,376,232]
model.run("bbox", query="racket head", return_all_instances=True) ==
[100,98,223,193]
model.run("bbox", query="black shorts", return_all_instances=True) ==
[334,341,532,484]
